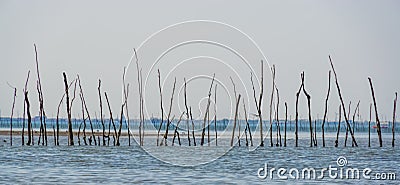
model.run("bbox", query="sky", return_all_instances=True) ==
[0,1,399,122]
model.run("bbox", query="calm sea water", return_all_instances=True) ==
[0,133,399,184]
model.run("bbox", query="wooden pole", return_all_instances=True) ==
[172,112,185,146]
[345,101,351,147]
[189,107,196,146]
[351,101,360,147]
[9,87,17,146]
[322,71,331,147]
[284,102,287,147]
[163,78,176,146]
[335,105,342,147]
[201,74,215,146]
[34,44,48,146]
[98,79,106,146]
[243,99,253,146]
[368,77,382,147]
[63,72,74,146]
[392,92,397,147]
[301,72,314,147]
[368,103,372,147]
[22,71,30,146]
[269,65,276,147]
[122,67,131,146]
[183,78,191,146]
[230,94,241,147]
[329,55,358,146]
[214,84,218,146]
[104,92,118,145]
[157,69,164,146]
[275,86,281,147]
[295,72,304,147]
[250,60,264,146]
[78,75,96,145]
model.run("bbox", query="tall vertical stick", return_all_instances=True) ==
[335,105,342,147]
[392,92,397,147]
[269,65,276,147]
[184,78,191,146]
[214,84,218,146]
[63,72,74,146]
[284,102,287,147]
[163,78,176,146]
[25,90,32,146]
[189,107,196,146]
[23,71,30,145]
[368,77,382,147]
[368,103,372,147]
[322,71,331,147]
[243,99,253,146]
[201,74,215,146]
[98,79,106,146]
[295,72,304,147]
[250,60,264,146]
[301,72,314,147]
[9,87,17,146]
[230,94,241,146]
[157,70,164,146]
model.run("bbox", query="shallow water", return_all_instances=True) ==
[0,134,399,184]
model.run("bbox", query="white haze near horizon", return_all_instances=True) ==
[0,1,399,122]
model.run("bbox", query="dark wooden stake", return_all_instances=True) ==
[98,79,106,146]
[269,65,276,147]
[368,103,372,147]
[163,78,176,146]
[294,72,304,147]
[392,93,397,147]
[63,72,74,146]
[156,69,164,146]
[105,92,118,145]
[284,102,287,147]
[201,74,215,146]
[189,107,196,146]
[322,70,331,147]
[335,105,342,147]
[9,87,17,146]
[329,55,358,146]
[172,112,185,146]
[250,60,264,146]
[214,84,218,146]
[22,71,30,146]
[183,78,191,146]
[368,77,382,147]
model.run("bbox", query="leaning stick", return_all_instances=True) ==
[329,55,358,146]
[172,112,185,146]
[250,60,264,146]
[163,78,177,146]
[201,74,215,146]
[230,94,241,146]
[368,77,382,147]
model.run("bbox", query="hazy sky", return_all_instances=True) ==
[0,1,399,121]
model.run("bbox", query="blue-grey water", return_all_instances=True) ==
[0,134,399,184]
